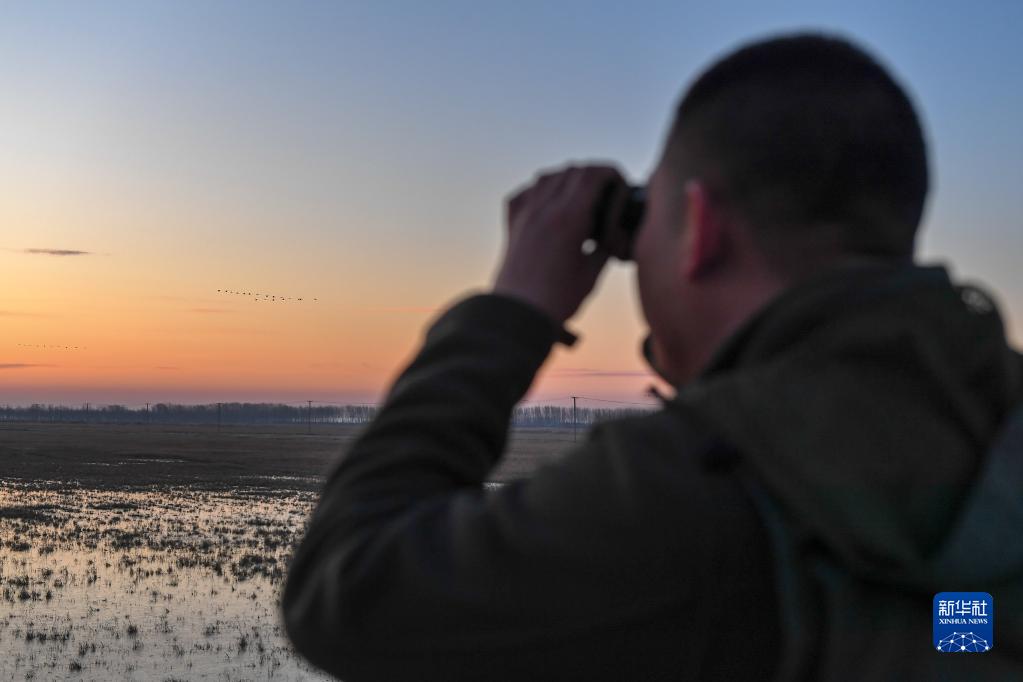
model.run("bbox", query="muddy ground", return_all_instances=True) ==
[0,422,578,491]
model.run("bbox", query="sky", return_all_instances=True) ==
[2,0,1022,408]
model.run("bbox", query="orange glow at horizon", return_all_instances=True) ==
[1,225,662,406]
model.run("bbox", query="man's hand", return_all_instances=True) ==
[492,164,629,326]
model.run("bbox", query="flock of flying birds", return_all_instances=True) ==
[16,343,86,351]
[14,288,319,353]
[216,289,318,303]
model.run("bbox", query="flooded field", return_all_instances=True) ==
[0,483,327,680]
[0,423,574,680]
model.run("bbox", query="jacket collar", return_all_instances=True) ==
[641,260,950,399]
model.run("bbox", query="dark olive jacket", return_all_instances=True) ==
[283,262,1023,681]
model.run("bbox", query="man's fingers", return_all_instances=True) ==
[534,166,575,204]
[560,165,588,202]
[506,163,627,241]
[506,186,529,222]
[561,166,628,247]
[575,165,625,196]
[506,165,571,224]
[495,162,624,323]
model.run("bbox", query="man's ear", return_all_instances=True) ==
[681,180,726,280]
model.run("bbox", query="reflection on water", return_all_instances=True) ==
[0,482,331,680]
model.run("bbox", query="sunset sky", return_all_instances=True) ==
[3,1,1022,408]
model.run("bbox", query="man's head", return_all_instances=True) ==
[634,33,929,385]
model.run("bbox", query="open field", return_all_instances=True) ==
[0,422,578,490]
[0,422,578,680]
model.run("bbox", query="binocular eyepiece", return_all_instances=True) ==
[589,184,646,261]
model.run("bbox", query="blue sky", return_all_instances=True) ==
[2,1,1021,405]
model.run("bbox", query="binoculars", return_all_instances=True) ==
[589,184,646,261]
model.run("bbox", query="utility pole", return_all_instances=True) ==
[572,396,578,442]
[145,402,150,426]
[217,402,222,433]
[307,400,313,435]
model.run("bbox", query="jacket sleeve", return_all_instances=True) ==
[281,292,759,681]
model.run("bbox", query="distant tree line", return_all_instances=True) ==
[512,404,652,427]
[0,402,653,427]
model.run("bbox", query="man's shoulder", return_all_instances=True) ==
[584,404,741,473]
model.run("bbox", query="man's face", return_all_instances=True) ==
[632,161,688,384]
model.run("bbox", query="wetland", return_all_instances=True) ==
[0,423,572,680]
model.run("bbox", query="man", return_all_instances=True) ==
[284,33,1023,680]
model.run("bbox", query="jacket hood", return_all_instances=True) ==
[655,262,1023,585]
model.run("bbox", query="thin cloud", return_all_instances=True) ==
[189,308,235,314]
[154,366,180,371]
[22,248,92,257]
[0,363,56,370]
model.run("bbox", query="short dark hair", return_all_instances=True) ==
[663,33,928,271]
